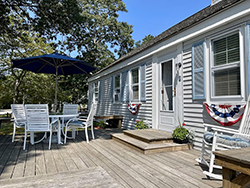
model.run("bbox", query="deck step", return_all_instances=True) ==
[123,129,173,144]
[112,133,193,155]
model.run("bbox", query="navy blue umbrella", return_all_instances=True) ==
[12,53,96,109]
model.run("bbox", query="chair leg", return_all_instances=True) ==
[48,131,52,149]
[91,125,95,139]
[72,128,76,139]
[12,124,16,142]
[64,126,68,144]
[85,126,89,143]
[23,131,27,150]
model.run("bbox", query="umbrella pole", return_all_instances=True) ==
[54,67,58,113]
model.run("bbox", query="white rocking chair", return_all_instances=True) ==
[64,103,97,144]
[196,96,250,179]
[11,104,26,142]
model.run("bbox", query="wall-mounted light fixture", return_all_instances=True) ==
[176,62,182,70]
[176,62,182,82]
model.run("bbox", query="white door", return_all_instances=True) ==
[158,60,176,132]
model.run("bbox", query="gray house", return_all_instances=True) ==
[88,0,250,150]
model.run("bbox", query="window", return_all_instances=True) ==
[192,41,205,99]
[120,64,146,102]
[114,74,120,102]
[161,61,173,111]
[94,81,99,102]
[212,32,241,96]
[131,68,139,100]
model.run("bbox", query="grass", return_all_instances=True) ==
[0,119,101,136]
[0,121,24,135]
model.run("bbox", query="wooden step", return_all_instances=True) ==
[112,133,193,155]
[0,166,121,188]
[123,129,173,144]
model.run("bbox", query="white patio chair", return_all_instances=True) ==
[24,104,57,150]
[61,104,79,136]
[64,103,97,144]
[196,96,250,179]
[11,104,26,142]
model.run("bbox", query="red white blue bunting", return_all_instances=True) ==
[128,103,141,115]
[204,102,246,126]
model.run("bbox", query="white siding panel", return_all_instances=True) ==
[183,50,205,150]
[92,62,153,129]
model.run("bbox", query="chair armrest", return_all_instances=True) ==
[78,118,87,122]
[204,123,239,133]
[211,127,239,135]
[51,119,59,125]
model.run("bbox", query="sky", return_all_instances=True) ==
[70,0,212,57]
[118,0,212,43]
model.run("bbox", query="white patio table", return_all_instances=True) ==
[49,114,79,144]
[30,114,79,145]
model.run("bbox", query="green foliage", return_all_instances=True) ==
[98,121,106,129]
[172,127,189,140]
[0,0,135,108]
[172,122,194,143]
[0,16,55,108]
[134,34,155,48]
[135,119,148,129]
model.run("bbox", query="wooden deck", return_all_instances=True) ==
[0,129,222,187]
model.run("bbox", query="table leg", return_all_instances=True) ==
[222,167,236,188]
[57,119,62,144]
[118,119,121,129]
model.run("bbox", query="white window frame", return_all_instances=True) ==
[113,73,121,103]
[130,67,140,101]
[160,59,174,112]
[93,81,99,103]
[209,28,245,99]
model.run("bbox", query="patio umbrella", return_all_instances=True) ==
[12,53,96,110]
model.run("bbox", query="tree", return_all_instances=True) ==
[59,0,134,68]
[0,0,82,41]
[134,34,155,48]
[0,16,54,106]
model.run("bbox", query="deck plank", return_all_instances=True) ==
[43,142,57,174]
[11,140,27,178]
[56,143,78,171]
[74,134,136,188]
[50,142,68,173]
[92,139,160,188]
[105,138,198,188]
[0,138,22,179]
[35,139,46,176]
[24,144,36,177]
[94,139,174,188]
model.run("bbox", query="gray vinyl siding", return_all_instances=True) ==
[183,50,205,150]
[90,62,153,129]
